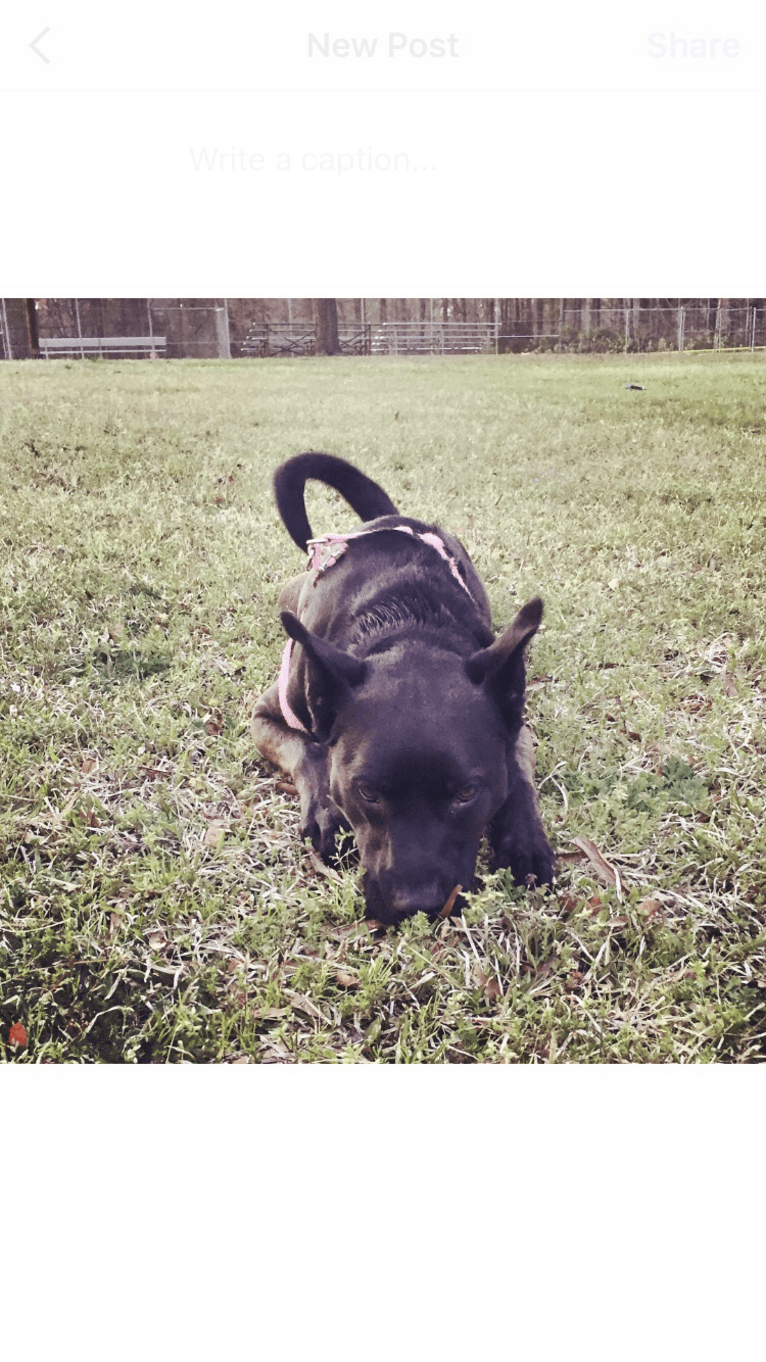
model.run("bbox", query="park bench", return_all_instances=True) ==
[38,335,167,359]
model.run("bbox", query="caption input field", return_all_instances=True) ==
[188,146,435,174]
[3,83,763,297]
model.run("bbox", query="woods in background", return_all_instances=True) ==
[3,298,765,358]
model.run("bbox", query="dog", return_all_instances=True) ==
[251,453,555,925]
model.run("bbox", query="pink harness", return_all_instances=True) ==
[278,524,472,735]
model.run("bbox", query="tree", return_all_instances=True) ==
[316,299,340,355]
[25,299,40,356]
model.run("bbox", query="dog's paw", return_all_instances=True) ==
[293,744,345,861]
[301,798,347,863]
[490,764,555,889]
[490,817,556,888]
[497,835,556,888]
[491,833,556,888]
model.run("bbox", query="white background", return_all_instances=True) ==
[3,4,764,1356]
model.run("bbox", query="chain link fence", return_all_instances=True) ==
[3,301,765,359]
[544,303,765,354]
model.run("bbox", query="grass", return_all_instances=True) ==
[1,350,765,1062]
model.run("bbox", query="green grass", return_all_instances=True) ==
[1,350,765,1062]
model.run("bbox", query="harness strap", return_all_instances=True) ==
[307,524,473,598]
[278,524,473,735]
[278,638,309,733]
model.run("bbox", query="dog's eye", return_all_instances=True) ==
[453,785,477,804]
[357,784,380,805]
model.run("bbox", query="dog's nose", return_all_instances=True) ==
[387,883,445,922]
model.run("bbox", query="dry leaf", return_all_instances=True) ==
[55,793,78,824]
[80,757,98,775]
[330,923,369,941]
[637,897,665,921]
[527,960,556,996]
[558,893,580,916]
[263,1041,291,1060]
[571,835,622,899]
[286,992,324,1020]
[204,819,226,848]
[147,931,166,951]
[335,970,359,989]
[308,850,344,884]
[475,969,503,1000]
[439,884,463,919]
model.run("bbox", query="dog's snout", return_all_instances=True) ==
[386,881,446,922]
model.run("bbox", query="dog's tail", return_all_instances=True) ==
[274,452,400,552]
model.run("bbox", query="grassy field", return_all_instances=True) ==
[1,350,765,1063]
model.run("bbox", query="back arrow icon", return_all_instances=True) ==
[30,28,51,63]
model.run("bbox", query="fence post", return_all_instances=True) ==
[74,298,84,359]
[677,304,685,352]
[215,305,231,359]
[624,307,629,352]
[752,306,757,351]
[0,298,12,359]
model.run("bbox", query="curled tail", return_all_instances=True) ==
[274,452,399,552]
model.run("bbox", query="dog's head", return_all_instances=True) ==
[280,599,543,925]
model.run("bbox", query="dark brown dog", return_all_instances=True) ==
[252,453,554,924]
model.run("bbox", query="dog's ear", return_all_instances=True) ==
[465,597,543,724]
[280,610,366,695]
[465,597,543,684]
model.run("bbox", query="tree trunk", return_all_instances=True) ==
[316,299,340,355]
[583,298,601,334]
[25,299,40,356]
